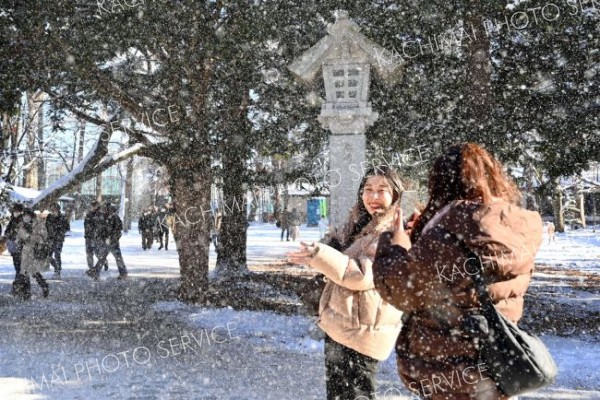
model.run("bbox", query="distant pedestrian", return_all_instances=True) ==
[278,209,290,242]
[318,215,329,239]
[84,201,107,271]
[156,207,170,250]
[46,203,70,279]
[547,221,556,242]
[138,208,155,250]
[165,203,177,237]
[13,209,51,300]
[152,206,161,242]
[289,208,301,241]
[87,204,127,280]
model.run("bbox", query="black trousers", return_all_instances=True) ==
[324,335,379,400]
[49,241,64,272]
[94,243,127,276]
[11,252,22,278]
[141,230,153,250]
[280,227,289,241]
[157,229,169,249]
[86,238,106,269]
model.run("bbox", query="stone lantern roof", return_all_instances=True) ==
[288,10,403,85]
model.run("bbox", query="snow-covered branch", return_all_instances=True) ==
[32,127,144,209]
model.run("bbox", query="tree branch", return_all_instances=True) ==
[33,139,145,209]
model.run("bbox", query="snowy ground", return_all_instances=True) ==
[536,225,600,275]
[0,221,598,399]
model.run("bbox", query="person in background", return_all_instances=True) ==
[64,204,75,223]
[165,203,177,238]
[318,214,329,240]
[279,208,290,242]
[287,166,405,400]
[138,208,154,250]
[88,204,127,280]
[156,206,170,250]
[84,201,106,271]
[4,204,25,281]
[288,208,301,242]
[46,203,70,279]
[152,205,161,242]
[547,221,556,242]
[14,208,51,299]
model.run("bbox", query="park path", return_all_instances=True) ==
[0,222,333,399]
[0,274,333,400]
[0,222,599,399]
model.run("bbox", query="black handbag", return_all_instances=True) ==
[33,242,51,260]
[462,244,558,396]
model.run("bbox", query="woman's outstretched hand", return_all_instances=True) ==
[286,241,318,265]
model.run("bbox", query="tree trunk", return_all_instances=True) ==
[167,152,212,302]
[593,196,597,233]
[36,94,45,189]
[214,87,252,278]
[552,180,565,233]
[7,108,20,184]
[0,113,12,178]
[274,184,280,221]
[74,119,86,219]
[464,1,493,140]
[24,92,39,189]
[524,164,540,211]
[123,158,134,231]
[578,191,586,228]
[248,189,259,222]
[215,145,250,278]
[95,173,103,202]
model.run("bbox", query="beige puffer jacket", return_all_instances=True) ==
[308,211,403,361]
[18,217,50,275]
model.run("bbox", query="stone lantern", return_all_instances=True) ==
[289,10,403,233]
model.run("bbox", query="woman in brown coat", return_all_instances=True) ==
[288,166,405,400]
[373,143,543,400]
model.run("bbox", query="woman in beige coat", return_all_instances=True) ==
[14,208,51,299]
[288,166,404,400]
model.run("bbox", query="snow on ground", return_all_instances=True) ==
[154,301,600,399]
[536,226,600,274]
[0,221,598,399]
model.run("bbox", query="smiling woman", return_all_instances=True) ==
[287,165,406,400]
[362,175,394,215]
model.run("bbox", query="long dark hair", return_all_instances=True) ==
[335,165,404,251]
[411,143,521,242]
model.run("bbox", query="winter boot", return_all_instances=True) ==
[12,275,31,300]
[85,269,100,281]
[34,273,49,298]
